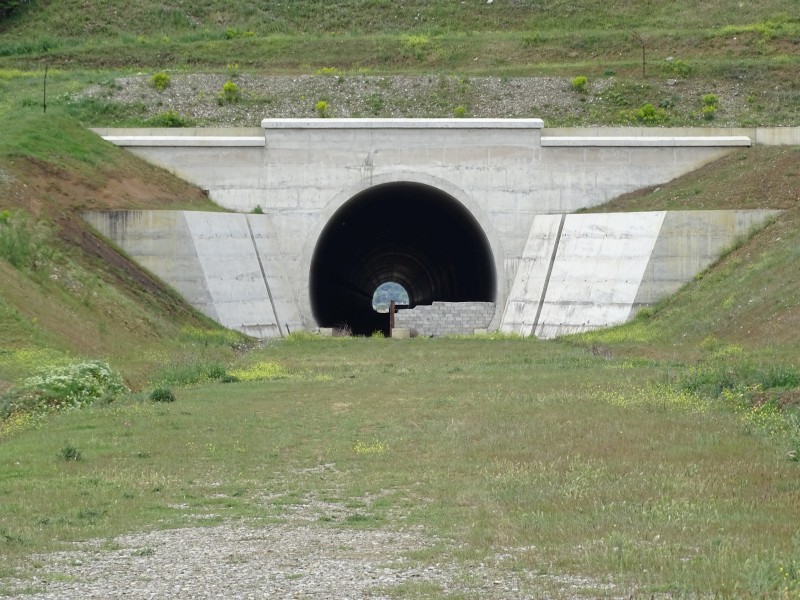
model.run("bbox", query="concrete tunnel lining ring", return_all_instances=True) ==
[309,181,497,336]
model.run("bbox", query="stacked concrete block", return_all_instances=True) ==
[394,302,496,337]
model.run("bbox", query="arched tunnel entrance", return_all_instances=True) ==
[310,182,496,336]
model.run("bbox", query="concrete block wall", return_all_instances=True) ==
[394,302,496,337]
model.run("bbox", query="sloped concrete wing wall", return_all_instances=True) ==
[500,209,779,338]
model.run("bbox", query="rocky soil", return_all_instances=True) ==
[4,494,620,599]
[86,72,759,127]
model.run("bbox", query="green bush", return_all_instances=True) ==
[701,93,719,108]
[149,387,176,403]
[217,80,241,105]
[662,58,693,78]
[622,102,669,125]
[315,100,330,117]
[150,71,170,92]
[2,360,129,417]
[701,93,719,120]
[571,75,588,93]
[452,105,467,118]
[59,443,82,461]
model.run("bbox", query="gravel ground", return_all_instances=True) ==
[84,72,754,127]
[4,488,621,599]
[4,521,618,599]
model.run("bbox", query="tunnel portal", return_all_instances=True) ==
[309,182,496,336]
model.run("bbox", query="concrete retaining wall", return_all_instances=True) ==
[394,302,496,337]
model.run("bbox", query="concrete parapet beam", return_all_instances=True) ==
[261,118,545,130]
[541,136,751,147]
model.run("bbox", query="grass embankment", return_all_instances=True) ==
[1,337,799,597]
[0,102,233,388]
[1,1,799,126]
[575,146,800,360]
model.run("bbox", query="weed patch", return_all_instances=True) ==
[2,360,128,418]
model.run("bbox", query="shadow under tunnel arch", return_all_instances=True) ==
[310,182,496,336]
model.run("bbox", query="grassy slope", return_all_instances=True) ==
[581,147,800,363]
[0,108,233,388]
[574,146,800,359]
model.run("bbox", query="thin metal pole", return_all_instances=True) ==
[43,63,48,114]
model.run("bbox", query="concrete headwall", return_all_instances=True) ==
[96,120,757,325]
[82,210,306,338]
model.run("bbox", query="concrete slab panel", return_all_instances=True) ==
[634,209,780,306]
[500,214,563,336]
[82,210,218,321]
[535,212,665,338]
[183,212,279,335]
[246,214,306,335]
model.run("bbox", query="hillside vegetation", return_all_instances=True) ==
[1,2,800,597]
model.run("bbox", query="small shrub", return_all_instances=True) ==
[217,80,241,105]
[315,100,330,117]
[226,63,239,78]
[252,205,264,214]
[150,72,170,92]
[149,387,176,403]
[366,93,384,115]
[452,105,467,118]
[59,443,82,461]
[4,360,129,416]
[701,93,719,108]
[571,76,588,93]
[701,93,719,120]
[622,102,669,125]
[662,58,693,78]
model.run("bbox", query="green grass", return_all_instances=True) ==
[1,337,799,596]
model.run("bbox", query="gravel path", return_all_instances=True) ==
[6,522,545,599]
[4,492,620,599]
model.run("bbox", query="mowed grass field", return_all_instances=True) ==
[2,336,800,597]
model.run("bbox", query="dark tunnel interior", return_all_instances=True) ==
[310,182,496,336]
